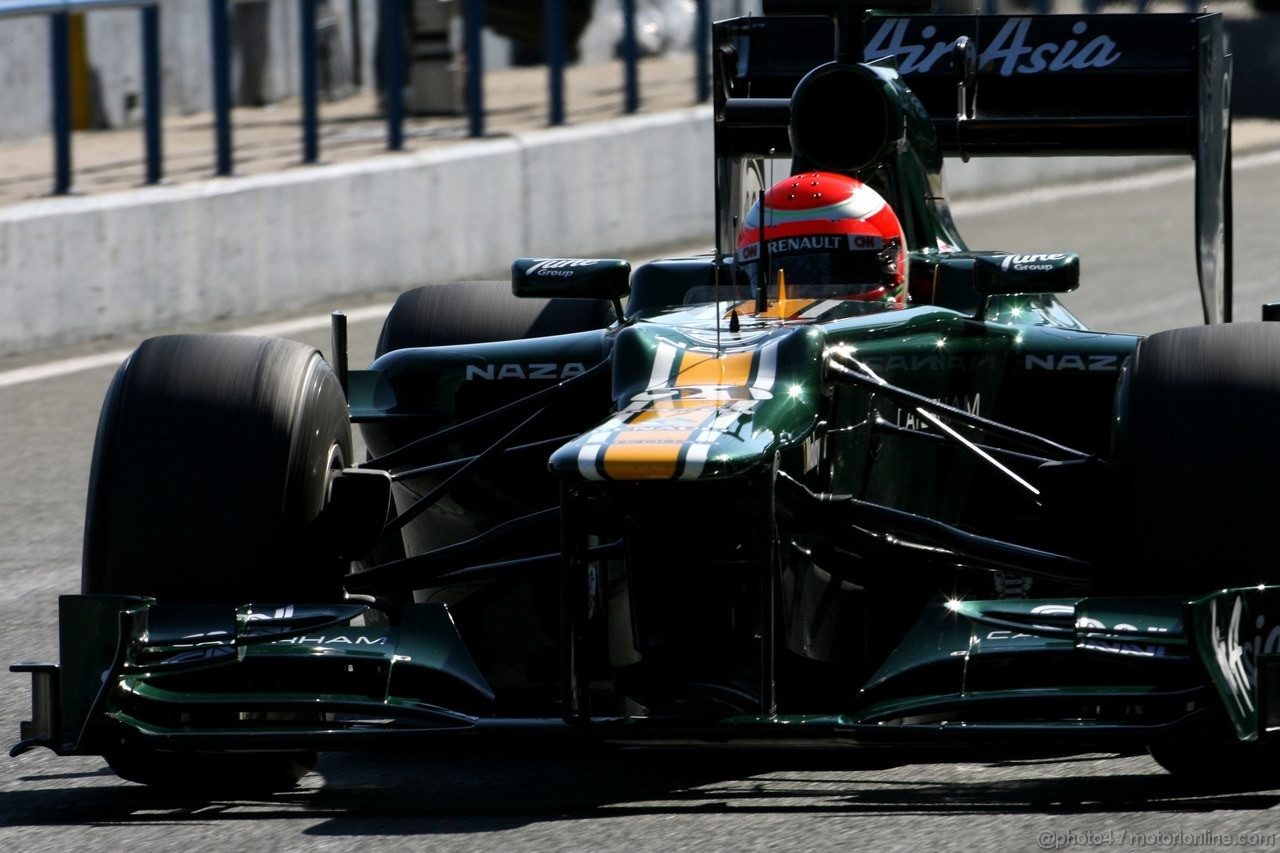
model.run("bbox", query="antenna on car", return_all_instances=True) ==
[726,231,740,337]
[727,216,742,341]
[755,149,776,314]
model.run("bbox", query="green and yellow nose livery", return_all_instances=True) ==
[551,324,825,482]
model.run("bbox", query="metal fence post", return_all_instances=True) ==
[300,0,319,163]
[209,0,234,175]
[49,11,72,194]
[695,0,709,104]
[141,3,163,184]
[381,0,404,150]
[546,0,565,126]
[465,0,485,138]
[622,0,639,114]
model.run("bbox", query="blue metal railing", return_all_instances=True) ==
[0,0,722,196]
[1,0,1218,198]
[209,0,232,173]
[465,0,485,138]
[0,0,163,194]
[696,0,711,104]
[209,0,361,172]
[622,0,640,114]
[393,0,713,147]
[546,0,566,125]
[379,0,405,151]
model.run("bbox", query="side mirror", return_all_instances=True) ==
[512,258,631,301]
[934,252,1079,299]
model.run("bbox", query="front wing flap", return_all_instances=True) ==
[11,595,493,757]
[1187,587,1280,742]
[855,595,1204,731]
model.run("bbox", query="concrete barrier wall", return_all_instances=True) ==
[0,102,1202,356]
[0,107,715,356]
[520,113,713,256]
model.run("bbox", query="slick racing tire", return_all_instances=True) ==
[83,334,351,790]
[1116,324,1280,590]
[374,280,615,357]
[83,334,352,601]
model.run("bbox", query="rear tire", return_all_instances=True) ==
[1117,324,1280,589]
[370,280,614,584]
[374,280,614,357]
[84,334,351,789]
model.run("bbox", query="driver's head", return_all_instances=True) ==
[736,172,906,304]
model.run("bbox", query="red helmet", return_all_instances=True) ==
[736,172,907,304]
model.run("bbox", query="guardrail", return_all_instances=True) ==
[3,0,1207,198]
[0,0,162,194]
[456,0,713,137]
[238,0,717,168]
[4,0,717,196]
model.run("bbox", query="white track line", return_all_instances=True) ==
[3,147,1278,391]
[0,303,394,389]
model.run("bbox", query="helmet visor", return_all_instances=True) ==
[736,234,899,298]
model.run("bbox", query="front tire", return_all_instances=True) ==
[83,334,351,789]
[1120,326,1280,790]
[84,334,352,601]
[1116,324,1280,590]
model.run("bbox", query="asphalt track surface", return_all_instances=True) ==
[4,154,1280,851]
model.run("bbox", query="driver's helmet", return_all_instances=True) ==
[736,172,907,304]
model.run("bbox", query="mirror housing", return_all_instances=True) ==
[934,252,1079,298]
[512,258,632,301]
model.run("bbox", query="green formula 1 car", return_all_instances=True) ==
[15,1,1278,791]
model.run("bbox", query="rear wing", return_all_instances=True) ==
[713,7,1233,322]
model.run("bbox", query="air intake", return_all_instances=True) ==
[789,63,897,173]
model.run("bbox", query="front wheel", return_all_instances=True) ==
[1116,324,1280,591]
[83,334,352,788]
[84,334,352,601]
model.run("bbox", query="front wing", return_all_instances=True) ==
[15,588,1280,756]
